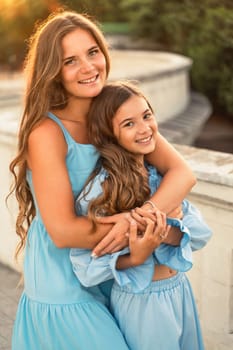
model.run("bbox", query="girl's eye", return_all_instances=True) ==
[123,121,134,127]
[144,113,152,120]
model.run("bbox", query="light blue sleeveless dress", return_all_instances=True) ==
[12,113,129,350]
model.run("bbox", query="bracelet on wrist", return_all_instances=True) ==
[143,200,157,209]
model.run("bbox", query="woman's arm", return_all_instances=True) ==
[145,132,196,214]
[27,119,128,249]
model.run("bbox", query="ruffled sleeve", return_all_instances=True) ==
[75,167,108,216]
[147,164,212,271]
[182,200,212,251]
[70,248,154,292]
[148,163,192,271]
[154,216,193,271]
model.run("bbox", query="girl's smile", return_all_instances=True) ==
[112,95,158,160]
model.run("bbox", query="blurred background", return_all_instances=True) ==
[0,0,232,152]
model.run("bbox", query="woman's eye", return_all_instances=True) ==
[89,48,99,56]
[64,58,75,65]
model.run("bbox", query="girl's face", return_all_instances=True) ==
[60,28,107,101]
[112,95,158,160]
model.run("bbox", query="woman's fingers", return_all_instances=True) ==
[133,207,157,220]
[130,207,157,231]
[130,209,146,231]
[92,216,130,257]
[95,212,130,224]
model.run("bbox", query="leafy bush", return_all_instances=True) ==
[122,0,233,116]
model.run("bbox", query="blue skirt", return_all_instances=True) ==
[12,292,129,350]
[111,272,204,350]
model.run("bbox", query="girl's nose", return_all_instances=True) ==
[138,121,151,133]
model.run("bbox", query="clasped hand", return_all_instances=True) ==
[91,207,171,258]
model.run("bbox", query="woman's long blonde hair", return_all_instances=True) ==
[83,81,153,226]
[8,10,110,258]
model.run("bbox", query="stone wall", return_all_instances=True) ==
[174,144,233,350]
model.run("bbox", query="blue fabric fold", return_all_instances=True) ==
[70,247,154,292]
[154,217,193,272]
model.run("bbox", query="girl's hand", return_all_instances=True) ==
[92,213,130,257]
[129,210,171,266]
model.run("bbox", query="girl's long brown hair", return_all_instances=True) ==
[84,81,153,227]
[8,10,110,258]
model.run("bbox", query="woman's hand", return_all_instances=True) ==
[92,213,130,257]
[130,206,158,229]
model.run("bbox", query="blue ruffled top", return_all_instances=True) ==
[70,165,212,293]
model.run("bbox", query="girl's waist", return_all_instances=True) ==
[152,264,177,281]
[112,271,186,294]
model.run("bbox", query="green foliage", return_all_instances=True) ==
[122,0,233,116]
[0,0,232,115]
[0,0,127,70]
[63,0,127,22]
[186,6,233,115]
[101,22,130,35]
[0,0,62,70]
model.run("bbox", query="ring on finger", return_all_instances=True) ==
[159,232,167,239]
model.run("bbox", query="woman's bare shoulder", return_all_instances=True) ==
[27,117,67,167]
[28,117,65,146]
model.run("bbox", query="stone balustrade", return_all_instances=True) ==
[174,144,233,350]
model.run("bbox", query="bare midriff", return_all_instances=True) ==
[152,264,177,281]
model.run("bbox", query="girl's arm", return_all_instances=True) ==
[70,213,169,292]
[144,132,196,214]
[70,217,166,292]
[27,119,128,249]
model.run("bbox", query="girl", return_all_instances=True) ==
[70,81,212,350]
[9,10,197,350]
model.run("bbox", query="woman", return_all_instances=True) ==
[9,10,196,349]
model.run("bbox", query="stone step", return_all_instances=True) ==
[159,92,212,145]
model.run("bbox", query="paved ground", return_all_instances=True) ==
[0,264,22,350]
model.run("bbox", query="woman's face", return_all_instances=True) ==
[112,95,158,160]
[60,28,107,100]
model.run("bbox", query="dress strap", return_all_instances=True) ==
[47,112,74,144]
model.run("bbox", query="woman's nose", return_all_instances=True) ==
[79,58,94,73]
